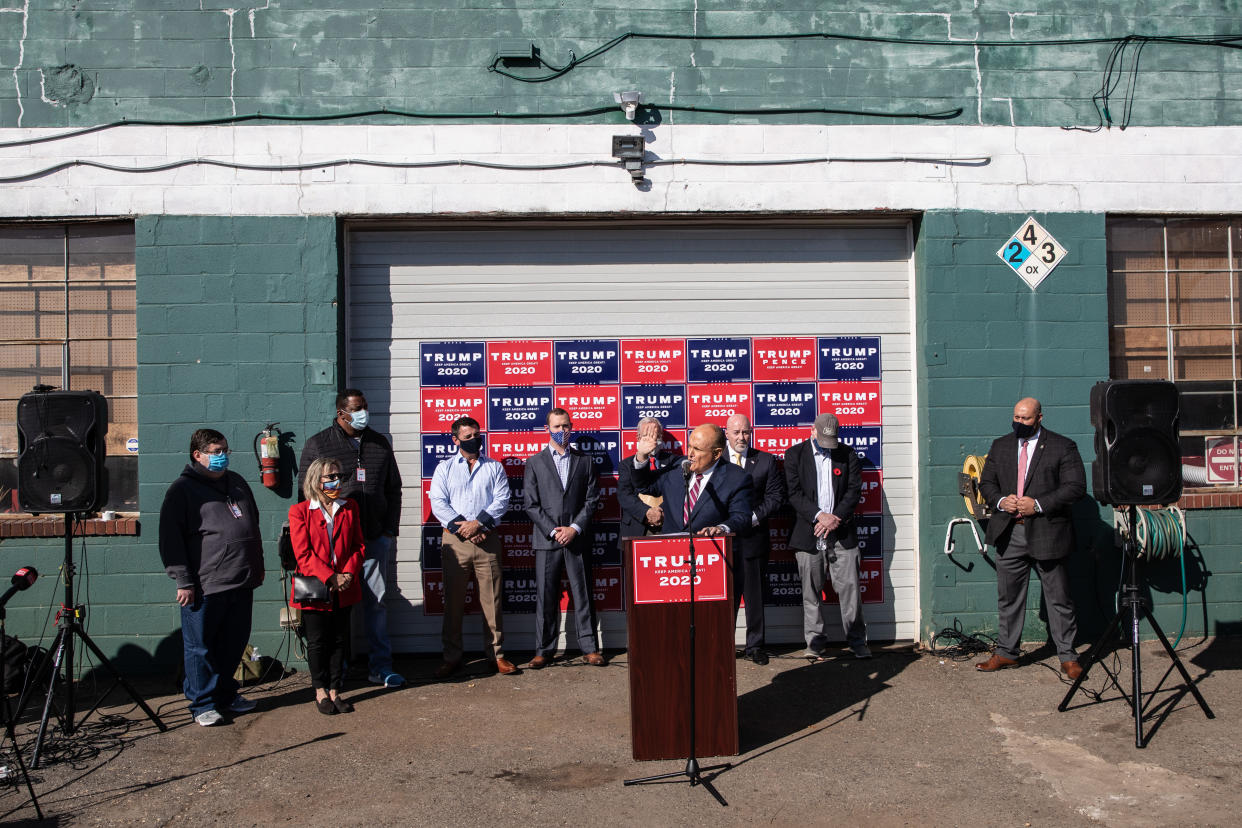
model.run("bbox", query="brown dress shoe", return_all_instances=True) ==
[975,653,1019,672]
[584,651,606,666]
[493,657,520,675]
[1061,660,1083,680]
[526,655,550,669]
[433,661,460,680]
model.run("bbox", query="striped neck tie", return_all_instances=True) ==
[684,473,703,526]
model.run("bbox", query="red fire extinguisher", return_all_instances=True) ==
[254,422,281,489]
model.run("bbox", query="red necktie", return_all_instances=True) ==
[649,456,657,470]
[1017,440,1029,498]
[684,473,703,526]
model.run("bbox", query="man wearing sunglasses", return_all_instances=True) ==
[299,388,405,687]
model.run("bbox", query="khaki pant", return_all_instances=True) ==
[440,530,504,663]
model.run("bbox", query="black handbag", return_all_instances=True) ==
[291,573,329,603]
[291,505,342,603]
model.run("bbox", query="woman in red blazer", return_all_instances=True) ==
[289,457,366,714]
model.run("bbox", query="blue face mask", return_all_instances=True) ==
[205,452,229,472]
[349,409,370,430]
[551,430,571,447]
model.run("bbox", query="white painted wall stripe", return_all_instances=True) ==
[0,124,1239,216]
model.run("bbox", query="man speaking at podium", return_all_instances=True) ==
[631,423,753,537]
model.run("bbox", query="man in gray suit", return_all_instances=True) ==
[524,408,604,668]
[976,397,1087,679]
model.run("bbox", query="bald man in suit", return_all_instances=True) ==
[724,414,786,665]
[976,396,1087,679]
[631,423,753,537]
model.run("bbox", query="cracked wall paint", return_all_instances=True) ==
[0,0,28,126]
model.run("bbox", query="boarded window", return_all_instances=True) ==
[1107,217,1242,487]
[0,222,137,512]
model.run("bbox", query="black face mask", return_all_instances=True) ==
[1012,420,1038,440]
[457,435,484,454]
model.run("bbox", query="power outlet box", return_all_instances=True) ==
[280,606,302,630]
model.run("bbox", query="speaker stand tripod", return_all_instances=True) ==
[1058,505,1214,748]
[18,515,167,768]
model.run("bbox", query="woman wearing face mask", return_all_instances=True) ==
[288,457,366,714]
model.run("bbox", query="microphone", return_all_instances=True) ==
[680,457,693,481]
[0,565,38,608]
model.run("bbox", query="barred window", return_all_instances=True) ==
[1107,217,1242,488]
[0,222,137,513]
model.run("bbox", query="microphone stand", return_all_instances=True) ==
[0,591,44,820]
[625,464,731,806]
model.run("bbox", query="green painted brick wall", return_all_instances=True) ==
[0,215,340,675]
[1,1,1240,128]
[914,210,1239,651]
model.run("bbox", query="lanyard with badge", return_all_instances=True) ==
[353,440,366,483]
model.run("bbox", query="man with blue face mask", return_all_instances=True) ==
[299,389,405,687]
[159,429,264,726]
[523,408,604,668]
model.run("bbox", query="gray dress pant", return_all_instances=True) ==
[533,546,598,658]
[995,523,1078,662]
[795,540,867,650]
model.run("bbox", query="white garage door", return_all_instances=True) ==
[347,221,917,655]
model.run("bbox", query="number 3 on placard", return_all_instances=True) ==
[1040,242,1057,264]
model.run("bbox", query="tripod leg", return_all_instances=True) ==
[0,616,44,820]
[1,701,44,820]
[1139,608,1215,719]
[1059,605,1125,712]
[72,626,167,732]
[30,628,68,769]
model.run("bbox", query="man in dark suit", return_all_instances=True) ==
[785,413,869,659]
[631,423,753,537]
[724,414,787,665]
[976,396,1087,679]
[523,408,604,668]
[618,417,679,537]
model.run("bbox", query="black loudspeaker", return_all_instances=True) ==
[16,390,109,513]
[1090,380,1181,506]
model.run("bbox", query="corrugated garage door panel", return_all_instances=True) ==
[348,222,916,654]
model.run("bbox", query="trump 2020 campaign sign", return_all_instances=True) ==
[418,335,884,615]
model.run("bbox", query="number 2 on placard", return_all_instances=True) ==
[1006,241,1025,263]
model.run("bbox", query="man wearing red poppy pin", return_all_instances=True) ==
[784,412,869,660]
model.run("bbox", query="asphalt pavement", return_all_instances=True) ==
[1,636,1238,826]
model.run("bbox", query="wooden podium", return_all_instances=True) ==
[625,535,739,761]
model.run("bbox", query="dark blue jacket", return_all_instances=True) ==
[633,458,753,535]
